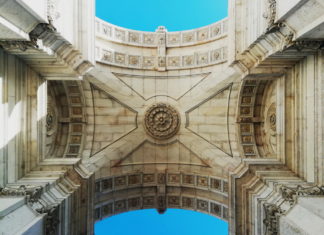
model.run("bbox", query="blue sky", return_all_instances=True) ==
[95,0,228,234]
[96,0,228,31]
[95,209,228,235]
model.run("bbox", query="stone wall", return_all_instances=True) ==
[0,48,44,185]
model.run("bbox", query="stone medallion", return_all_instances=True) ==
[144,103,180,140]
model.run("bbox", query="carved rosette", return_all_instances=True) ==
[144,103,180,140]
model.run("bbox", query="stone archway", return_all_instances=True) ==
[80,19,242,225]
[1,0,324,234]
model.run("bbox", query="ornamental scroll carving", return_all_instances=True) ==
[264,0,280,33]
[37,205,60,235]
[0,23,56,51]
[0,185,43,203]
[144,103,180,140]
[264,185,324,234]
[0,184,60,234]
[279,185,324,206]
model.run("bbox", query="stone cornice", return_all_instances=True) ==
[0,22,93,79]
[0,185,43,203]
[232,0,324,75]
[263,185,324,234]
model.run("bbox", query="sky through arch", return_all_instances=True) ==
[95,209,228,235]
[96,0,228,32]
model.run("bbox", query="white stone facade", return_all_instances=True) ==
[0,0,324,234]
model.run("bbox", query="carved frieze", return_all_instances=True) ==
[0,41,36,51]
[291,40,324,51]
[97,19,227,47]
[0,185,43,203]
[279,185,324,206]
[99,46,227,70]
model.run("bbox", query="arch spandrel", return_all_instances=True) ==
[81,16,243,217]
[82,67,242,176]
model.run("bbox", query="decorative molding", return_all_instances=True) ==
[95,172,227,195]
[263,203,283,235]
[63,81,87,158]
[263,185,324,234]
[0,184,61,234]
[37,205,60,235]
[290,40,324,51]
[237,80,261,158]
[279,185,324,206]
[0,23,56,51]
[0,185,43,203]
[96,18,228,48]
[94,194,230,219]
[94,176,229,221]
[97,46,227,70]
[0,41,36,51]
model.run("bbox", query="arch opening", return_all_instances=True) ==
[95,208,228,235]
[96,0,228,32]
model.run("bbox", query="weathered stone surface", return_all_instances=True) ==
[1,0,324,234]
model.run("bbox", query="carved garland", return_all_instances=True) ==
[0,185,43,203]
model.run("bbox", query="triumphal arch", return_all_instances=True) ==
[1,0,324,234]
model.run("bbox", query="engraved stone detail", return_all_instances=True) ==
[0,185,43,203]
[279,185,324,206]
[144,103,180,140]
[263,203,283,235]
[263,185,324,234]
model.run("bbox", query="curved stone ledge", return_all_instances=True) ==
[95,46,227,70]
[94,192,229,222]
[95,172,228,196]
[95,17,228,48]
